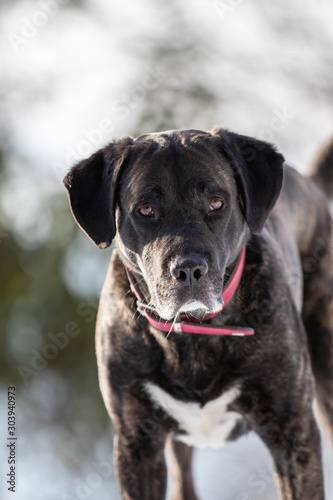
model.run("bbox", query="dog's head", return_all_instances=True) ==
[64,127,284,320]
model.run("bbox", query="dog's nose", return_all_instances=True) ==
[170,255,208,287]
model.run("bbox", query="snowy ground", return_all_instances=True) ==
[0,401,331,499]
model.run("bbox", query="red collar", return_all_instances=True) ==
[125,246,254,337]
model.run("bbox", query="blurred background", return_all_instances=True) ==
[1,0,333,498]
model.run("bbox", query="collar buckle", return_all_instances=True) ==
[173,322,183,334]
[173,313,183,334]
[136,301,146,317]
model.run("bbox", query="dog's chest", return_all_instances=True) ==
[145,382,242,448]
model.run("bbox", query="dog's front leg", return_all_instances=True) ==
[260,409,324,500]
[114,432,167,500]
[166,435,198,500]
[273,417,324,500]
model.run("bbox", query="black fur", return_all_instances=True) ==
[64,127,333,500]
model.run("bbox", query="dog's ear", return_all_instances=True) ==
[63,136,133,248]
[210,127,285,234]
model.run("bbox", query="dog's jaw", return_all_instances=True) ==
[179,301,209,314]
[154,294,224,321]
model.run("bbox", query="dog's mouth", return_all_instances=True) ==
[126,264,223,322]
[154,296,224,322]
[151,246,246,322]
[178,301,219,321]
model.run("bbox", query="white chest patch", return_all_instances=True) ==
[144,382,242,449]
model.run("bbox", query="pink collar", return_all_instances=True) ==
[125,246,254,337]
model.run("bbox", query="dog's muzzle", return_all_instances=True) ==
[126,246,254,337]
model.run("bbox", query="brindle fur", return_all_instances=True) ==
[64,127,333,500]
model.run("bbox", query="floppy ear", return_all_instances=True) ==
[63,136,133,248]
[211,127,285,234]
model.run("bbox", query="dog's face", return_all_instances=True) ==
[63,127,284,320]
[115,131,247,320]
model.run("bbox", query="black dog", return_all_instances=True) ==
[64,127,333,500]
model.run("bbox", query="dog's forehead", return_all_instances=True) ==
[123,129,235,193]
[134,128,210,144]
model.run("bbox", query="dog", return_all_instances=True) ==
[64,127,333,500]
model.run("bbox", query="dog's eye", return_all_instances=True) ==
[139,204,154,217]
[208,198,223,212]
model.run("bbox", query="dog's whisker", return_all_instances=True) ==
[134,276,146,286]
[232,290,246,308]
[165,314,178,339]
[123,275,147,299]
